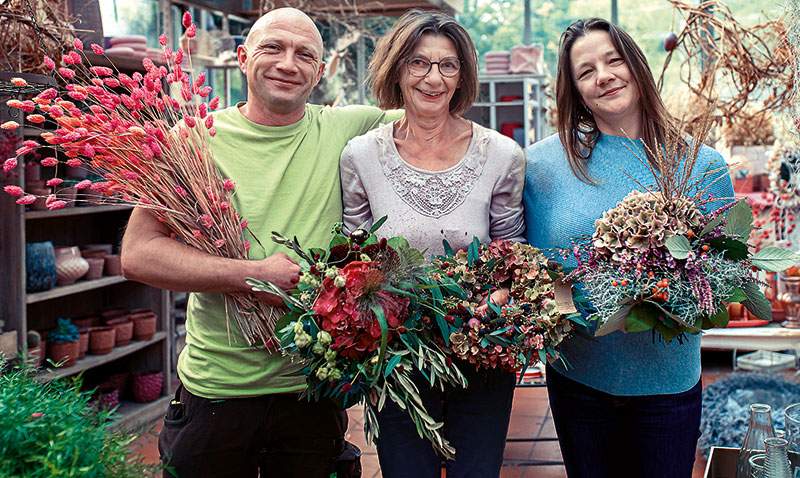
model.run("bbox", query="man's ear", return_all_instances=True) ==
[314,62,326,86]
[237,45,248,76]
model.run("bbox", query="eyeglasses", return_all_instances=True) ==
[406,56,461,78]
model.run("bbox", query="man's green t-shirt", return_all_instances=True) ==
[180,103,388,399]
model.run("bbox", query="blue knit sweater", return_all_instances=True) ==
[524,133,735,396]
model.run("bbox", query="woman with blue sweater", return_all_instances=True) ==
[524,18,733,478]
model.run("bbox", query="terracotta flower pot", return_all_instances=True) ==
[132,370,163,403]
[131,312,157,341]
[83,257,105,280]
[72,315,99,329]
[104,254,122,276]
[78,328,89,358]
[57,187,77,208]
[89,326,115,355]
[27,186,50,211]
[48,340,79,367]
[28,340,45,369]
[111,319,133,346]
[100,307,127,320]
[82,243,113,255]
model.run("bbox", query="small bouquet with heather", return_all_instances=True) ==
[430,239,584,373]
[567,118,799,342]
[1,13,279,347]
[247,219,467,458]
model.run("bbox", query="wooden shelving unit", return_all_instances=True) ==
[465,74,550,147]
[0,75,172,430]
[38,331,168,382]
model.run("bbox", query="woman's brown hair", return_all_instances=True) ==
[556,17,679,184]
[368,9,479,115]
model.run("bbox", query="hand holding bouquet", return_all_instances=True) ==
[568,118,798,342]
[431,238,584,372]
[248,220,466,458]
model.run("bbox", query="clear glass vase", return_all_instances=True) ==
[761,437,792,478]
[785,403,800,477]
[737,404,777,478]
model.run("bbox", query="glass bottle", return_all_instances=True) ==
[761,437,792,478]
[737,404,777,478]
[784,403,800,478]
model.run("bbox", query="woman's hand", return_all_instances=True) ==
[476,288,511,315]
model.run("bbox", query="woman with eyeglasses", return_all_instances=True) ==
[339,9,525,478]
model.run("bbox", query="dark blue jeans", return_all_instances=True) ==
[374,362,516,478]
[546,364,702,478]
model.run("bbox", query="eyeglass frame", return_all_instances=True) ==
[405,55,462,78]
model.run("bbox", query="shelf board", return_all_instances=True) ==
[37,331,167,382]
[478,73,547,82]
[473,101,524,107]
[114,394,172,430]
[81,50,163,73]
[27,275,128,303]
[26,204,133,220]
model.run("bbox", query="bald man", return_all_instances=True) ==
[122,8,392,477]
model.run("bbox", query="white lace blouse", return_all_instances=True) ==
[340,121,526,257]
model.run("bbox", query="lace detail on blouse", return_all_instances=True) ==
[375,123,490,219]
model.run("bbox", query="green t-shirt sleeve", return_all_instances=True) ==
[328,105,403,138]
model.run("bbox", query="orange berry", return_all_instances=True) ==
[702,245,709,251]
[648,271,654,277]
[687,230,694,237]
[662,279,669,286]
[611,280,618,287]
[636,264,643,271]
[620,280,628,287]
[652,288,659,295]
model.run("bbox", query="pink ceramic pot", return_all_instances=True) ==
[54,246,89,285]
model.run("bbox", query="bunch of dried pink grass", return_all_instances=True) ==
[2,12,279,348]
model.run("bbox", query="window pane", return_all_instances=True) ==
[99,0,159,48]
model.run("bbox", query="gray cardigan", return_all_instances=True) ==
[341,121,525,256]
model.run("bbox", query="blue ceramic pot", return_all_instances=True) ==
[26,241,57,292]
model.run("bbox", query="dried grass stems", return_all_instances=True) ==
[622,107,730,205]
[0,0,74,76]
[787,0,800,126]
[27,36,279,347]
[658,0,794,136]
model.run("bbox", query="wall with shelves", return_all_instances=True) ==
[464,74,549,148]
[0,85,172,432]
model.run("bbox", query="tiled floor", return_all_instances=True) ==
[127,380,716,478]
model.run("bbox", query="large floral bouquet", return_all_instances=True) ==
[431,239,584,372]
[567,121,798,342]
[1,13,279,347]
[248,220,467,458]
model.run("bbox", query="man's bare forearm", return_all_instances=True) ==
[121,207,268,293]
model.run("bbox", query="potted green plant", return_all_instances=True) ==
[46,318,79,367]
[0,361,161,477]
